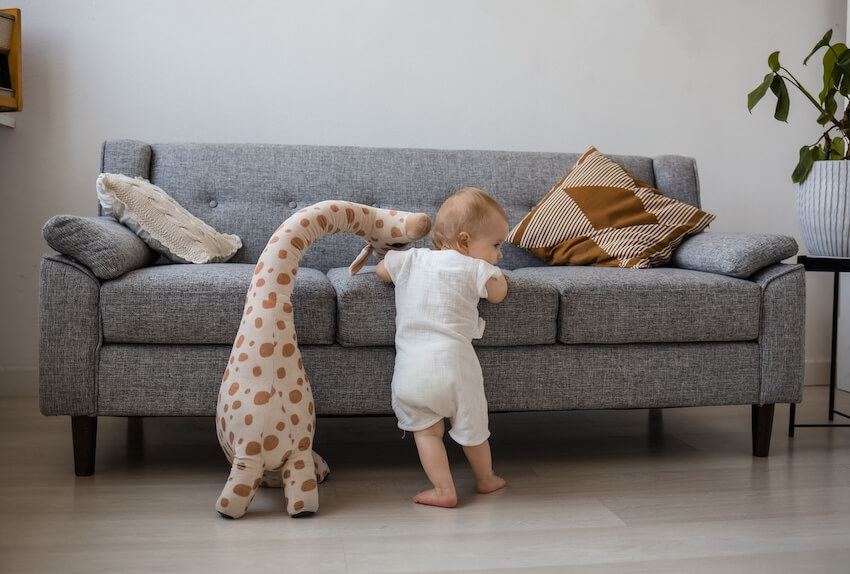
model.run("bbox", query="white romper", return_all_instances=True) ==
[382,248,502,446]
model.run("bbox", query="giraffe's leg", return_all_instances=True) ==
[282,451,320,517]
[216,456,264,519]
[312,450,330,483]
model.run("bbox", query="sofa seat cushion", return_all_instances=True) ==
[327,266,559,346]
[514,266,760,344]
[100,263,336,345]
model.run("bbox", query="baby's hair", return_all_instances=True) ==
[431,187,508,250]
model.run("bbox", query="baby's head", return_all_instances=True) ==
[431,187,509,265]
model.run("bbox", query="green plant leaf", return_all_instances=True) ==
[748,73,774,112]
[770,75,790,121]
[819,91,838,124]
[831,137,846,159]
[841,71,850,96]
[820,44,843,100]
[792,146,815,183]
[768,51,781,72]
[804,29,833,65]
[835,52,850,74]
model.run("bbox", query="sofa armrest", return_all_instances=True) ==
[42,215,158,279]
[669,232,798,278]
[750,263,806,405]
[39,255,102,416]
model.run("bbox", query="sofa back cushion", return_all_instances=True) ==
[102,140,701,271]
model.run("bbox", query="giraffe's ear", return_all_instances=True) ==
[348,244,373,275]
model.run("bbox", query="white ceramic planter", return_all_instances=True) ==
[795,160,850,257]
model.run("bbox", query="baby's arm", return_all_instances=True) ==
[376,260,393,283]
[485,271,507,304]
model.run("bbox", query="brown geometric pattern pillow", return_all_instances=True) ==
[507,147,716,268]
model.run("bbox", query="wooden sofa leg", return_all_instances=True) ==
[72,416,97,476]
[751,404,774,457]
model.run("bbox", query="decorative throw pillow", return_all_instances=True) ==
[671,231,798,278]
[97,173,242,264]
[42,215,159,279]
[507,147,716,268]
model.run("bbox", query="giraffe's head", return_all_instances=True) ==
[348,207,432,275]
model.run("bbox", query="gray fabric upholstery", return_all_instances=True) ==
[100,264,335,345]
[514,266,761,344]
[42,215,158,279]
[671,232,799,278]
[39,256,101,416]
[95,342,761,416]
[39,140,807,462]
[100,142,673,270]
[480,343,760,411]
[100,140,152,182]
[328,266,559,347]
[652,155,701,207]
[751,264,806,404]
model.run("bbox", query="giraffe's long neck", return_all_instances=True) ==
[272,201,374,265]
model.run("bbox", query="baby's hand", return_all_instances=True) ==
[485,272,507,303]
[376,260,393,283]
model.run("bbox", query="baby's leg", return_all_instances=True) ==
[413,420,458,508]
[463,439,506,494]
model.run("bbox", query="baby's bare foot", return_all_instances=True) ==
[413,487,458,508]
[476,474,506,494]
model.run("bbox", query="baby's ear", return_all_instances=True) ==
[456,231,471,253]
[405,213,432,241]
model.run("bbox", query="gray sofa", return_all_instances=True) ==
[39,140,805,476]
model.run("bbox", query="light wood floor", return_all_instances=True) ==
[1,388,849,573]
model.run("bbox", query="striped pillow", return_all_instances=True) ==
[507,147,715,268]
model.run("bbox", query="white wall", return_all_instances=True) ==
[836,6,850,393]
[0,0,845,394]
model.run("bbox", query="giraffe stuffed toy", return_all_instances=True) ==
[215,200,432,518]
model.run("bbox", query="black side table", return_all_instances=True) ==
[789,255,850,436]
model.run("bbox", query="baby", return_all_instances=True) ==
[376,187,509,507]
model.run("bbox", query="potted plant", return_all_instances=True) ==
[748,29,850,257]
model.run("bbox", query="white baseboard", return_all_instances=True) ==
[0,367,38,396]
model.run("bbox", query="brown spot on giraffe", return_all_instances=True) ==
[260,343,275,357]
[233,484,252,497]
